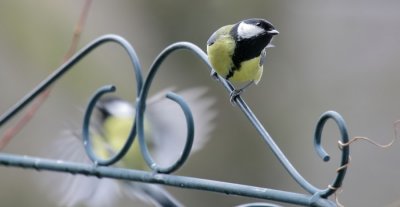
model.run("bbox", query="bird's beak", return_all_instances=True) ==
[268,29,279,35]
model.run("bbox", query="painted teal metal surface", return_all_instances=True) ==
[0,34,348,206]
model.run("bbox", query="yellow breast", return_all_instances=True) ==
[207,27,235,78]
[207,25,263,84]
[93,117,150,170]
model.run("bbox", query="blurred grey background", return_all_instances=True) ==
[1,1,400,206]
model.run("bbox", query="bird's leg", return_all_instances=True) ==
[210,69,219,81]
[229,81,254,103]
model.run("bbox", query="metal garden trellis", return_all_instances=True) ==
[0,34,350,207]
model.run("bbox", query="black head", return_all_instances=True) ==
[230,18,278,67]
[234,18,278,41]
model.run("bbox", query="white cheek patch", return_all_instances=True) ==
[237,22,264,40]
[107,101,135,118]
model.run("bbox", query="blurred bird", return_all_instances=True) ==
[207,18,278,100]
[39,87,216,207]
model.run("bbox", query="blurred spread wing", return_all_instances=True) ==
[37,87,215,206]
[39,131,122,207]
[123,182,183,207]
[146,87,217,167]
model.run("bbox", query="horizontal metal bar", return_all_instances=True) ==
[0,153,334,207]
[0,35,345,206]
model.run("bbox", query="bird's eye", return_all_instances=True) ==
[256,22,261,26]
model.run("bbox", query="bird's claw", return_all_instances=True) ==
[229,89,243,104]
[210,70,219,81]
[228,81,254,105]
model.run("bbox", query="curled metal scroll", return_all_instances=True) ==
[136,42,207,173]
[171,42,350,201]
[313,111,350,198]
[0,34,143,127]
[0,34,352,207]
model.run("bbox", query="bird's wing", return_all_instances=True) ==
[123,182,183,207]
[146,87,217,168]
[38,87,216,206]
[39,130,122,207]
[207,24,233,46]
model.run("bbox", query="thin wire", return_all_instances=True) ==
[337,119,399,150]
[327,186,344,207]
[334,156,351,173]
[334,189,345,207]
[339,137,394,149]
[312,111,350,198]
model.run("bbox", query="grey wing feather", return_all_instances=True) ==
[235,203,283,207]
[146,87,217,167]
[207,31,218,46]
[38,131,122,207]
[123,182,183,207]
[259,48,267,67]
[37,87,216,206]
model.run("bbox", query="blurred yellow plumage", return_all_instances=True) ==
[39,87,216,207]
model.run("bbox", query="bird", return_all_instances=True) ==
[207,18,278,101]
[38,87,216,207]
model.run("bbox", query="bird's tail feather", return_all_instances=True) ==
[123,182,184,207]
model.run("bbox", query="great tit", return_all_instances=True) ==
[39,87,216,207]
[207,18,278,99]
